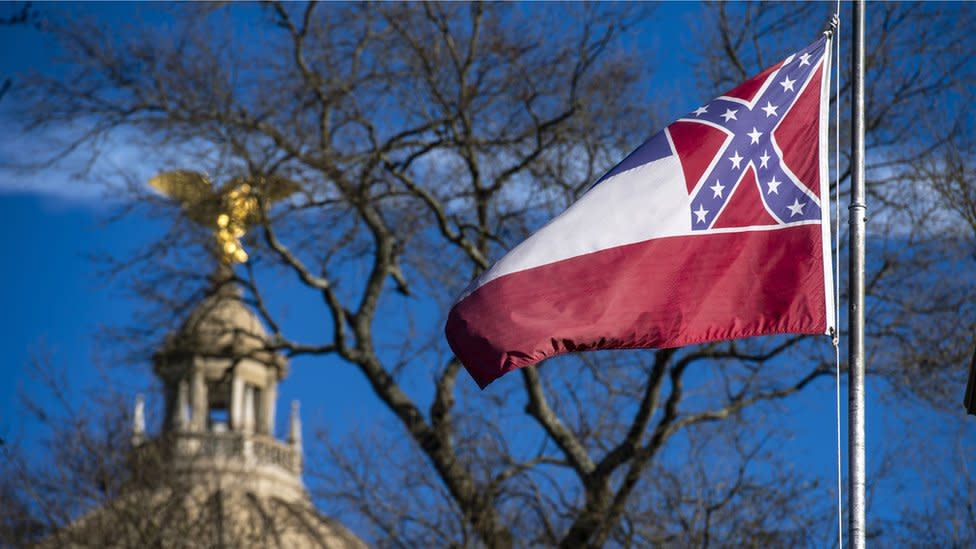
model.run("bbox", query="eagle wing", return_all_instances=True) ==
[149,170,220,226]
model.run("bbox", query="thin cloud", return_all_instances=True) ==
[0,118,212,208]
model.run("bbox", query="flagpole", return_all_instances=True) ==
[849,0,867,547]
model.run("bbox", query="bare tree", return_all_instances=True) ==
[8,2,976,547]
[887,430,976,548]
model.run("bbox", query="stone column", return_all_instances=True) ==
[190,369,208,432]
[242,385,255,434]
[230,375,244,431]
[175,379,190,431]
[261,382,277,436]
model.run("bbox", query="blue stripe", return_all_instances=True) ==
[591,130,673,188]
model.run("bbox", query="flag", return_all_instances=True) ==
[446,36,835,389]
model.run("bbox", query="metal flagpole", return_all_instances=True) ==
[849,0,867,548]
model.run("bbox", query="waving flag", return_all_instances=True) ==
[446,37,835,388]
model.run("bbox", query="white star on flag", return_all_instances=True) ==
[747,127,763,144]
[721,108,738,122]
[710,180,726,198]
[728,150,743,169]
[787,198,806,216]
[693,105,708,116]
[780,76,796,92]
[694,204,709,224]
[759,150,771,168]
[799,52,812,66]
[767,175,782,194]
[761,101,779,117]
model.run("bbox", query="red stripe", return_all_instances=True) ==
[446,226,826,388]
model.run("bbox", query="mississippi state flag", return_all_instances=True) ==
[447,36,835,388]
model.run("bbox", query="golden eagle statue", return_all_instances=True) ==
[148,170,301,264]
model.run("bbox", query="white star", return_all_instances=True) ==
[759,150,771,169]
[799,52,812,66]
[693,105,708,116]
[721,108,738,122]
[747,127,763,144]
[761,101,779,117]
[780,76,796,92]
[694,204,709,224]
[710,180,726,198]
[728,150,743,170]
[787,198,806,217]
[767,175,782,194]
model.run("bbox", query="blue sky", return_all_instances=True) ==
[1,1,966,539]
[0,1,707,438]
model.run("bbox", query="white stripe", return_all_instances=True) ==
[467,154,691,294]
[819,40,836,334]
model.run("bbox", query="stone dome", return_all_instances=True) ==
[156,282,281,364]
[179,286,267,354]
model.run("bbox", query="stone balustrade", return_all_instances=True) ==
[136,430,302,475]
